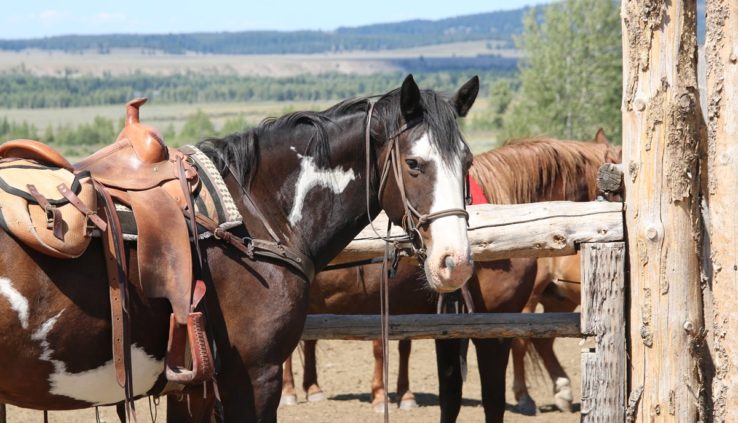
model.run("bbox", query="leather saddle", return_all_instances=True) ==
[0,98,214,391]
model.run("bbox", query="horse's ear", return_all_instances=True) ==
[400,74,422,119]
[594,128,610,145]
[452,75,479,117]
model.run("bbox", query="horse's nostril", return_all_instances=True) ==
[443,255,455,271]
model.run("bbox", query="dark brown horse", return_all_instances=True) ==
[0,75,479,422]
[282,132,621,422]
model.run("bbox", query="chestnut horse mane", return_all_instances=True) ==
[469,137,621,204]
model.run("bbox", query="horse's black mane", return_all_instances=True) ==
[197,86,463,186]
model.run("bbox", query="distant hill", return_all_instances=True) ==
[0,8,530,54]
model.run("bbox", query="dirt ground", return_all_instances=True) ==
[5,337,580,422]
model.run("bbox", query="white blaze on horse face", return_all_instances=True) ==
[411,132,472,292]
[31,309,164,405]
[288,147,356,225]
[0,277,29,329]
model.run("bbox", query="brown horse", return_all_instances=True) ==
[0,75,479,422]
[282,132,621,422]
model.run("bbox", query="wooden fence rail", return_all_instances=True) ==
[302,312,581,340]
[333,201,623,264]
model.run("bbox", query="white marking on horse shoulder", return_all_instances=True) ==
[288,154,356,225]
[0,277,30,329]
[31,310,164,405]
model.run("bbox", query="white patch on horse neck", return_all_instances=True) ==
[31,309,164,406]
[411,132,469,255]
[0,277,29,329]
[288,147,356,225]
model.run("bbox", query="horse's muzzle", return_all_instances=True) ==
[425,250,473,293]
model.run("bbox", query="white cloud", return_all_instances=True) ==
[92,12,128,23]
[38,9,65,22]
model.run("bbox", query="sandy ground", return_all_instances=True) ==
[5,337,579,422]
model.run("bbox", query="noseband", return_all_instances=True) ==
[364,101,469,260]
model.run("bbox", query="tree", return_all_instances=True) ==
[502,0,622,143]
[179,110,215,143]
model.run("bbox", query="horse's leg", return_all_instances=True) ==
[535,299,578,412]
[371,339,388,413]
[511,258,550,414]
[0,403,6,423]
[115,402,126,422]
[280,353,298,406]
[166,384,218,423]
[435,339,465,423]
[396,339,417,410]
[474,338,512,423]
[511,337,537,415]
[532,337,573,412]
[302,340,325,402]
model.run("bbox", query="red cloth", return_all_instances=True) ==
[468,174,488,205]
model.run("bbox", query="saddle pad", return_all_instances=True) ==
[0,159,96,258]
[116,145,242,240]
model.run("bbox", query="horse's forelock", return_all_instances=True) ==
[375,88,466,168]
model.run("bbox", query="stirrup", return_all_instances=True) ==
[165,312,215,384]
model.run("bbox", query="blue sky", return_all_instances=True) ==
[2,0,553,39]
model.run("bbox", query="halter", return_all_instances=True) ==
[364,101,470,260]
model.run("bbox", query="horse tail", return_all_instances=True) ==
[522,335,546,388]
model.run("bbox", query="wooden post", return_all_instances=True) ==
[580,242,626,422]
[622,0,705,420]
[703,0,738,421]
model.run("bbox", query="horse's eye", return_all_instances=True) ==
[405,159,420,171]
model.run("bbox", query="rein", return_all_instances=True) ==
[363,101,469,420]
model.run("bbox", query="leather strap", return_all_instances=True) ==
[225,165,284,244]
[57,183,107,232]
[94,181,133,401]
[216,172,316,281]
[26,184,64,241]
[195,214,315,282]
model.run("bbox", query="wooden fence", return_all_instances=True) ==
[306,183,628,421]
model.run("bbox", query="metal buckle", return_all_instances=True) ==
[44,205,56,229]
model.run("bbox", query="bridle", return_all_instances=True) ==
[364,101,470,261]
[363,100,471,421]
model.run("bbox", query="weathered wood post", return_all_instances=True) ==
[622,0,705,420]
[580,242,626,422]
[703,0,738,421]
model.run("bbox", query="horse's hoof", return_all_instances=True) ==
[398,398,418,410]
[514,393,537,416]
[554,377,573,412]
[373,402,389,413]
[280,394,298,406]
[554,394,573,413]
[307,391,326,402]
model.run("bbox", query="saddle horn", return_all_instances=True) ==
[126,98,147,126]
